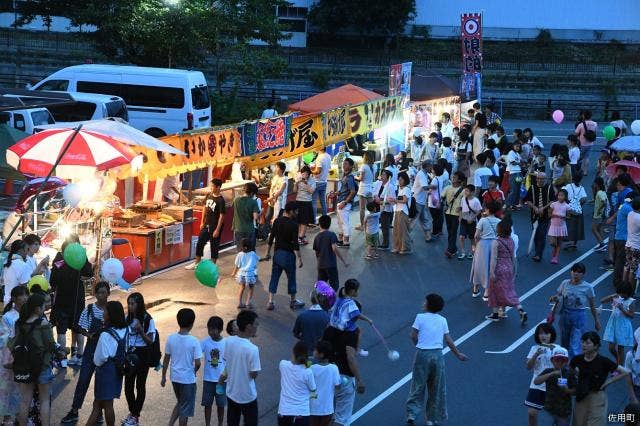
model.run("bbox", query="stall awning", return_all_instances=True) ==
[288,84,383,114]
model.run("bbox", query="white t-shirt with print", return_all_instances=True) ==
[201,336,226,383]
[526,344,556,391]
[506,151,522,174]
[310,363,341,416]
[563,183,587,215]
[128,317,157,348]
[278,360,316,416]
[164,332,203,384]
[412,312,449,350]
[225,335,261,404]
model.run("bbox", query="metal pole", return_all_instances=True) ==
[0,124,83,252]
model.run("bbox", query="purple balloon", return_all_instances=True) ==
[315,281,336,309]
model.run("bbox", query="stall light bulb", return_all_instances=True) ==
[59,223,73,240]
[131,155,144,171]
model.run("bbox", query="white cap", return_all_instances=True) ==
[551,346,569,359]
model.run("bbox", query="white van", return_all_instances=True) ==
[32,64,212,137]
[46,92,128,123]
[0,107,55,134]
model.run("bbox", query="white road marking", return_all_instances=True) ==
[484,270,611,354]
[350,245,603,423]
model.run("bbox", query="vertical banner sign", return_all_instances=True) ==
[461,13,482,100]
[389,62,412,109]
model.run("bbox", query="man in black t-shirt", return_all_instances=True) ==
[322,326,365,425]
[186,178,226,270]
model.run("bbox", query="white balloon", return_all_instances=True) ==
[63,183,83,208]
[631,120,640,135]
[101,258,124,283]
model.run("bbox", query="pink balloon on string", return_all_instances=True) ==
[552,110,564,124]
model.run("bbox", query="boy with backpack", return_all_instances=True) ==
[161,308,203,426]
[458,184,482,260]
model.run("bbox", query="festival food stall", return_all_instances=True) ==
[286,85,400,209]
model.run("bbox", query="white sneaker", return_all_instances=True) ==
[184,262,197,270]
[59,359,68,368]
[358,349,369,357]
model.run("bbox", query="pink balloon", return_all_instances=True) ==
[552,110,564,124]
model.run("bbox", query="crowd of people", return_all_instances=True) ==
[2,107,640,425]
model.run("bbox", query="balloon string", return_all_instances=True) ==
[371,323,391,352]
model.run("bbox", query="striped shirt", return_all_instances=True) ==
[78,303,104,331]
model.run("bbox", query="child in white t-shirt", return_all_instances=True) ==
[277,341,316,423]
[524,323,557,424]
[200,316,226,426]
[310,340,341,424]
[161,308,203,425]
[364,202,381,260]
[231,238,260,309]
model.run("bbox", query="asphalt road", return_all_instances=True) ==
[48,119,634,425]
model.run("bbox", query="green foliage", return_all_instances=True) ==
[210,90,264,124]
[309,0,416,39]
[14,0,290,75]
[310,70,330,89]
[535,29,554,47]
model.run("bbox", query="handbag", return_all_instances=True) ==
[566,184,582,216]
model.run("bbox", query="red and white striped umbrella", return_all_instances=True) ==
[6,128,139,178]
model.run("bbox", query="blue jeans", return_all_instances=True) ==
[268,250,297,295]
[312,182,328,220]
[507,172,522,208]
[72,341,97,410]
[413,202,432,235]
[560,308,587,358]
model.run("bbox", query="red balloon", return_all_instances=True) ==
[121,256,142,284]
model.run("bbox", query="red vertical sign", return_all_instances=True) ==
[461,13,482,99]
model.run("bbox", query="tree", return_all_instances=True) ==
[309,0,416,41]
[14,0,290,78]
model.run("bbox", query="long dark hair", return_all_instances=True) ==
[126,292,148,324]
[338,279,360,298]
[18,292,45,324]
[5,240,26,269]
[105,301,127,329]
[2,285,28,314]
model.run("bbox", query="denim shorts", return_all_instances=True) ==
[201,381,227,408]
[38,366,55,385]
[172,382,196,418]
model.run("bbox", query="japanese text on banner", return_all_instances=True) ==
[241,116,292,157]
[349,96,402,135]
[323,107,350,145]
[241,114,323,169]
[461,13,483,75]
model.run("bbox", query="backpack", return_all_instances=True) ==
[143,314,162,368]
[105,328,139,377]
[11,318,44,383]
[582,121,597,143]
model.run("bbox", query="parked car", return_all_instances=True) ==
[45,92,128,123]
[0,107,55,134]
[32,64,212,137]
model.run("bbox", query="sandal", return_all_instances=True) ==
[237,303,247,309]
[519,309,528,326]
[267,302,275,311]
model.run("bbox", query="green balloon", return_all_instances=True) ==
[302,151,315,164]
[195,260,219,288]
[603,125,616,141]
[63,242,87,271]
